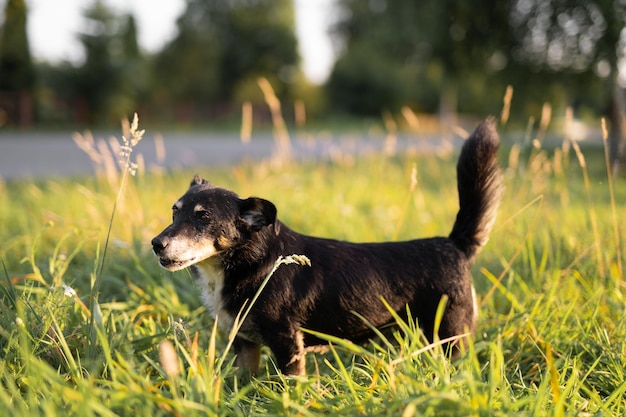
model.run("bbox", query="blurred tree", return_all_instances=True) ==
[508,0,625,170]
[0,0,35,126]
[329,0,626,169]
[153,0,299,121]
[118,15,150,114]
[152,7,222,119]
[35,61,81,125]
[224,0,299,101]
[76,0,119,124]
[328,0,514,116]
[76,0,145,124]
[327,0,420,115]
[122,14,140,58]
[327,42,407,115]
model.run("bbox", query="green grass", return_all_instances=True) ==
[0,122,624,416]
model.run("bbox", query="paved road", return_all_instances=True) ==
[0,129,453,180]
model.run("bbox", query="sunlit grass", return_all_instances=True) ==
[0,114,624,415]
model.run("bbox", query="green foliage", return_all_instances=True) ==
[328,0,511,116]
[0,119,625,414]
[329,0,626,128]
[152,0,300,120]
[75,1,147,124]
[327,42,407,115]
[0,0,35,127]
[9,0,626,136]
[0,0,34,91]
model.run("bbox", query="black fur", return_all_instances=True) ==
[152,118,503,375]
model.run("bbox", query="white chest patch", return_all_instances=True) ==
[193,259,234,332]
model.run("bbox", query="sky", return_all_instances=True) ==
[16,0,338,84]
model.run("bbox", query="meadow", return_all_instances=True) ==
[0,114,624,416]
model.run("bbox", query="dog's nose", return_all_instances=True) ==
[151,236,167,254]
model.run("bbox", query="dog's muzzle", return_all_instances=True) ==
[151,236,167,257]
[151,235,197,271]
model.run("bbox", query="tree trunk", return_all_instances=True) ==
[18,90,33,128]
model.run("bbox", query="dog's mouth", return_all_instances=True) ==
[153,242,220,271]
[158,257,197,271]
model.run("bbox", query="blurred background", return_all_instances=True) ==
[0,0,625,166]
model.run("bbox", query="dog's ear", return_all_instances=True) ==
[189,175,211,188]
[238,197,277,232]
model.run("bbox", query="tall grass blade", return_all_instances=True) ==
[600,118,623,285]
[1,258,17,310]
[571,141,605,278]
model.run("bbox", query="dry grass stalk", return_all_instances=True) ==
[571,140,605,278]
[452,125,469,139]
[382,111,397,155]
[295,99,306,127]
[401,106,420,131]
[501,85,514,125]
[241,101,253,144]
[154,133,166,164]
[73,131,120,187]
[507,144,521,174]
[257,77,291,160]
[73,117,147,187]
[536,102,552,145]
[158,339,180,379]
[600,118,624,284]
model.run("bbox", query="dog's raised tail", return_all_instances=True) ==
[449,117,503,259]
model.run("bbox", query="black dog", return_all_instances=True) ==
[152,118,503,375]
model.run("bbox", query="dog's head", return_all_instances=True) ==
[151,176,277,271]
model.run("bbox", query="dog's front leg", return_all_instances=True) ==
[234,337,261,375]
[269,330,306,376]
